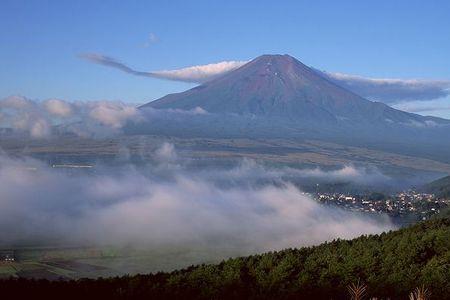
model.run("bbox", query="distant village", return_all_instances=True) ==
[312,190,449,223]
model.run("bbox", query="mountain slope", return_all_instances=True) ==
[135,54,450,163]
[142,54,448,127]
[424,175,450,198]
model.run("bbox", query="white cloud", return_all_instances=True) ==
[144,106,208,115]
[154,142,177,162]
[0,153,394,251]
[392,98,450,113]
[0,96,52,138]
[43,99,73,117]
[392,98,450,119]
[318,70,450,103]
[206,159,391,186]
[143,33,159,48]
[151,60,247,83]
[0,96,140,138]
[87,101,138,128]
[81,53,450,104]
[291,165,390,185]
[80,52,247,83]
[0,97,218,138]
[0,95,34,109]
[29,118,51,138]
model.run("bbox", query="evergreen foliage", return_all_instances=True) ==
[1,218,449,299]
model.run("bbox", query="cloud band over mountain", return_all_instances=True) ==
[318,71,450,104]
[80,53,450,104]
[80,53,247,83]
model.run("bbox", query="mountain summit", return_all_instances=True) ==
[137,54,450,162]
[144,54,367,120]
[142,54,444,126]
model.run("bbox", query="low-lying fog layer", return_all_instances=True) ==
[0,144,394,253]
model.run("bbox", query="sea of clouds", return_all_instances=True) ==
[0,96,396,253]
[0,144,394,253]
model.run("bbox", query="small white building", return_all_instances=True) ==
[0,250,15,262]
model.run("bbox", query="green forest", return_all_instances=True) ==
[1,213,449,300]
[424,175,450,199]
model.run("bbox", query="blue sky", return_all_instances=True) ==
[1,0,450,116]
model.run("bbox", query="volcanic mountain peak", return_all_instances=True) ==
[143,54,363,117]
[134,54,450,161]
[142,54,448,128]
[207,53,333,89]
[243,54,301,72]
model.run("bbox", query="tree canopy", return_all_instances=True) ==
[1,217,449,299]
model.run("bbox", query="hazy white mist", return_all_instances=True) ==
[0,146,394,252]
